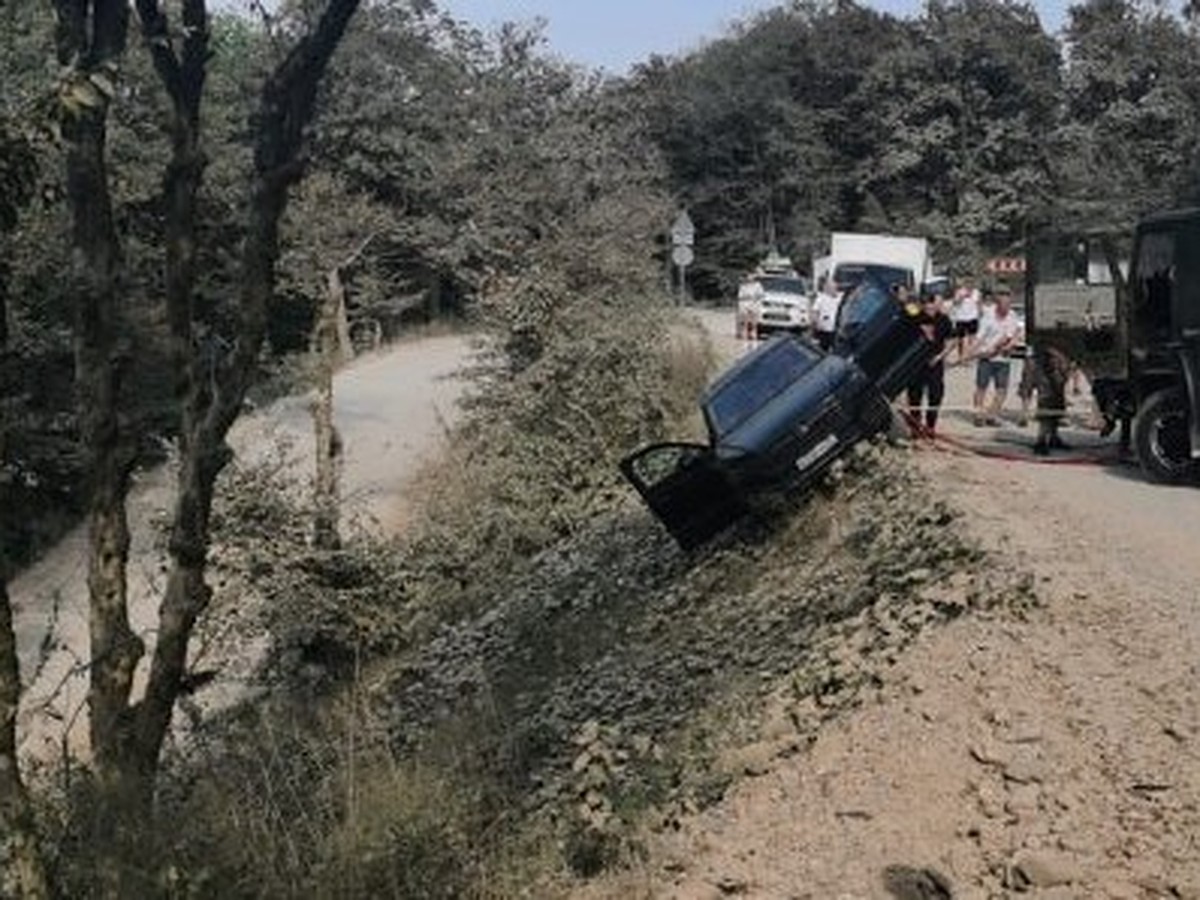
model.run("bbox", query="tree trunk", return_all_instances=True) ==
[53,0,142,788]
[0,578,51,900]
[120,0,211,798]
[124,0,362,797]
[1,143,48,900]
[313,267,345,550]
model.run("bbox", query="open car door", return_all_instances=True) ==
[619,442,749,550]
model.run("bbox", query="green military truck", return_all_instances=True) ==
[1026,208,1200,484]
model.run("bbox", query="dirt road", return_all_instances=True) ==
[597,312,1200,899]
[11,333,471,760]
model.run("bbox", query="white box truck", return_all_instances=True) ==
[814,233,931,294]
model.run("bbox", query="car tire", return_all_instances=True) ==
[1133,386,1200,485]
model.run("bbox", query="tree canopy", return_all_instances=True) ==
[3,0,1200,890]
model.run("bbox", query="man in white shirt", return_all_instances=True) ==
[970,285,1023,426]
[811,276,842,350]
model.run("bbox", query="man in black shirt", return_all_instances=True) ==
[906,291,955,438]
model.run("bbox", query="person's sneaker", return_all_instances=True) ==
[973,414,985,427]
[1033,440,1049,456]
[984,416,1001,427]
[1017,414,1029,428]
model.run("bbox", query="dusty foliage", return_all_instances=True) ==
[361,446,1037,891]
[149,416,1036,896]
[71,237,1037,895]
[397,279,713,627]
[200,445,413,689]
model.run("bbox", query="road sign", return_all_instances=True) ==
[671,244,694,267]
[671,210,695,246]
[986,256,1026,274]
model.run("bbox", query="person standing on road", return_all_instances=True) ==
[950,278,981,360]
[736,274,764,342]
[811,275,842,350]
[1022,343,1073,454]
[905,290,955,438]
[969,285,1023,426]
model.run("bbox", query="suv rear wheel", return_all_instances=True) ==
[1133,386,1200,484]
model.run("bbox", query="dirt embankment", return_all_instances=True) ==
[582,317,1200,899]
[15,312,1200,898]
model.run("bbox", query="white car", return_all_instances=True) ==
[754,274,812,335]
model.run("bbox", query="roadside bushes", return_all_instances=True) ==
[399,275,713,623]
[119,284,715,898]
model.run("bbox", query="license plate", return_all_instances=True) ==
[795,433,840,471]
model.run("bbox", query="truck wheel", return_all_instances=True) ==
[1133,387,1199,484]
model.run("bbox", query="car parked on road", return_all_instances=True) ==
[755,274,812,335]
[622,279,932,549]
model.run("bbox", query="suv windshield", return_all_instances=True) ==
[706,339,823,436]
[758,275,809,296]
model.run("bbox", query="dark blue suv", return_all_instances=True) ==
[620,279,933,549]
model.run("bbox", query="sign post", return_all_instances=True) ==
[670,210,695,304]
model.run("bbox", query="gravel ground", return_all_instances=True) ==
[578,314,1200,899]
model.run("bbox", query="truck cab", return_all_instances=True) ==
[1027,208,1200,483]
[1125,209,1200,482]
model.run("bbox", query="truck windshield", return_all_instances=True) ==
[706,339,823,436]
[834,264,911,292]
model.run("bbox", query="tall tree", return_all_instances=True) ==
[1053,0,1200,231]
[868,0,1061,257]
[0,111,49,900]
[114,0,362,809]
[634,1,910,294]
[50,0,142,801]
[41,0,360,832]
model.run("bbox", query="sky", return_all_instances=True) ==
[437,0,1074,75]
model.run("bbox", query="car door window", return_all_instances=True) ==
[624,443,707,490]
